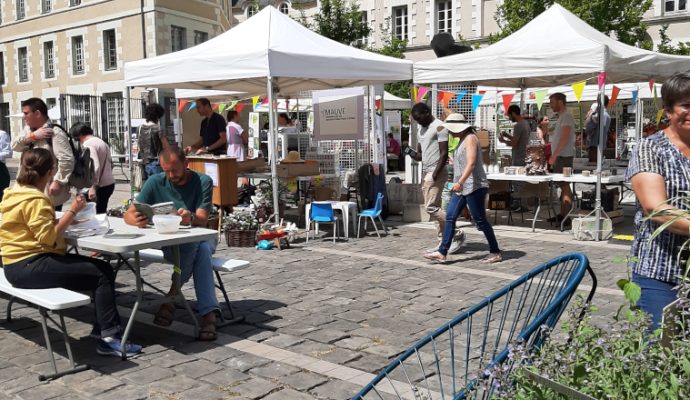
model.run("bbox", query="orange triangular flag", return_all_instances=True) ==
[501,93,514,113]
[236,103,245,113]
[608,86,621,109]
[178,99,189,113]
[438,91,453,108]
[649,79,655,92]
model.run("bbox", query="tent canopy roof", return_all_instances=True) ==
[414,4,690,87]
[125,6,412,96]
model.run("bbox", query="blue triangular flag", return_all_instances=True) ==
[188,101,197,111]
[631,89,639,104]
[455,91,467,105]
[471,93,484,113]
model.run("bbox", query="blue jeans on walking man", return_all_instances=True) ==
[439,187,500,256]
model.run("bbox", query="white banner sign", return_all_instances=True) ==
[248,112,260,159]
[312,87,365,141]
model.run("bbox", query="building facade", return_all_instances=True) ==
[232,0,690,62]
[0,0,232,141]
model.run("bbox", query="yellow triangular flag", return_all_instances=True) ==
[535,89,548,110]
[219,103,227,113]
[228,101,238,110]
[411,86,418,104]
[571,81,586,103]
[252,96,260,109]
[656,109,664,125]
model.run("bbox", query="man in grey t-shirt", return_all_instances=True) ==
[499,105,530,166]
[548,92,575,226]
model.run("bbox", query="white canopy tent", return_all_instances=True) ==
[125,6,412,219]
[414,3,690,239]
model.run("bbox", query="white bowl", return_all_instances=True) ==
[74,202,97,223]
[152,215,182,234]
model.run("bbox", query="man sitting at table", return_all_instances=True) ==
[124,146,219,341]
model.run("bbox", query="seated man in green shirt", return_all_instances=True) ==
[124,146,219,341]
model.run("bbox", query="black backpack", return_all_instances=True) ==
[52,124,95,189]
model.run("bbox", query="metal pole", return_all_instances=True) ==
[594,76,605,241]
[125,87,134,201]
[267,77,280,223]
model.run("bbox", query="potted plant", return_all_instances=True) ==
[223,211,259,247]
[255,181,294,220]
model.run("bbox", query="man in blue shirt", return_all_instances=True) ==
[124,146,219,340]
[585,95,611,163]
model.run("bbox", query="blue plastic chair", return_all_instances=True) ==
[357,192,386,238]
[352,253,597,400]
[306,202,338,244]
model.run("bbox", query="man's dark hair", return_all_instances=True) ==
[144,103,166,123]
[603,95,610,107]
[411,102,433,126]
[21,98,48,118]
[159,145,186,163]
[69,122,93,139]
[661,70,690,111]
[550,92,566,104]
[507,105,521,116]
[278,113,291,123]
[226,110,239,121]
[197,98,211,108]
[388,133,394,138]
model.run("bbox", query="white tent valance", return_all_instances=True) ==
[414,4,690,88]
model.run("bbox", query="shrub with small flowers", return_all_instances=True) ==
[223,211,258,232]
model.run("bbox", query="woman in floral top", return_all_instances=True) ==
[626,70,690,329]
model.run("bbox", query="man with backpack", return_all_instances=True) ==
[70,123,113,214]
[12,98,75,209]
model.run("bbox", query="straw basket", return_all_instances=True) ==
[224,229,257,247]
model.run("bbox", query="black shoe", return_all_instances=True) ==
[547,215,566,224]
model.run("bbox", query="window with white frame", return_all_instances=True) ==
[392,6,408,41]
[44,41,54,78]
[355,11,368,47]
[70,0,81,5]
[16,0,26,20]
[46,98,56,110]
[0,52,4,85]
[103,29,117,70]
[42,0,52,14]
[194,30,208,45]
[0,103,10,135]
[665,0,687,12]
[436,0,452,34]
[72,36,85,75]
[171,25,187,52]
[247,4,258,18]
[18,47,28,82]
[279,2,289,14]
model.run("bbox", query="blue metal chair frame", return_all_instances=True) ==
[306,202,339,244]
[352,252,596,400]
[357,192,387,238]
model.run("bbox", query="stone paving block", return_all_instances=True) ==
[335,310,371,323]
[198,367,250,386]
[15,381,68,400]
[121,365,175,385]
[178,382,243,400]
[142,349,197,368]
[55,368,102,386]
[316,347,362,364]
[263,388,315,400]
[276,370,329,391]
[72,375,125,397]
[334,336,377,351]
[229,377,280,399]
[345,353,392,373]
[0,365,30,384]
[221,352,272,372]
[362,344,404,358]
[249,362,301,379]
[171,358,223,379]
[2,374,44,395]
[319,319,362,332]
[304,329,351,344]
[261,333,305,348]
[193,345,244,363]
[310,379,363,400]
[148,374,200,395]
[288,340,335,358]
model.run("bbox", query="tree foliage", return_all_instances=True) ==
[492,0,653,46]
[304,0,371,48]
[657,24,690,55]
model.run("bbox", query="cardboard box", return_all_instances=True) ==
[238,158,267,172]
[477,129,490,149]
[277,162,320,178]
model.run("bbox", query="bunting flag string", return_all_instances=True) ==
[454,91,467,105]
[212,103,220,111]
[219,103,228,113]
[649,79,655,92]
[416,86,429,103]
[260,97,269,106]
[439,91,454,108]
[501,93,515,113]
[178,100,189,113]
[597,72,606,90]
[535,89,548,110]
[631,90,639,104]
[571,81,586,102]
[252,96,260,110]
[471,93,484,113]
[188,101,197,112]
[235,103,245,113]
[411,87,418,104]
[608,86,621,109]
[374,98,383,114]
[656,109,664,125]
[228,101,238,110]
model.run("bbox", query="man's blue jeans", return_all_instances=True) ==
[439,188,500,256]
[632,273,678,331]
[163,240,219,317]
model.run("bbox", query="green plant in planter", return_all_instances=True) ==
[223,211,258,232]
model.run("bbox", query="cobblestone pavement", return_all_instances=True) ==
[0,213,632,399]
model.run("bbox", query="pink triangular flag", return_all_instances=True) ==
[597,72,606,90]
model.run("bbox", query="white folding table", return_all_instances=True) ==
[65,217,217,359]
[305,200,358,239]
[486,173,555,232]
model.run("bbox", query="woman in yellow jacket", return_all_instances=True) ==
[0,148,141,357]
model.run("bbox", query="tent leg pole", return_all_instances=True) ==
[125,86,134,202]
[595,75,605,241]
[268,77,280,224]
